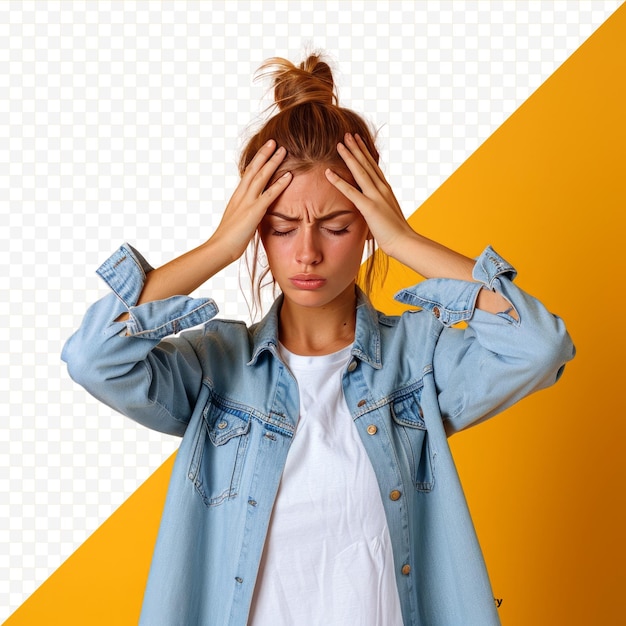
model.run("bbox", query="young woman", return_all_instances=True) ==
[63,54,574,625]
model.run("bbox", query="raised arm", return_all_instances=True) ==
[62,141,292,434]
[325,132,574,433]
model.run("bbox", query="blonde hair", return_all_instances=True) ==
[240,53,388,318]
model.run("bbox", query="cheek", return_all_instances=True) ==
[331,236,367,266]
[260,236,291,270]
[258,233,274,265]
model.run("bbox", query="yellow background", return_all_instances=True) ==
[6,5,625,625]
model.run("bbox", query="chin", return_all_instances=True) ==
[285,293,331,308]
[284,286,355,311]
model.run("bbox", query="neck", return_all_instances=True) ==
[278,285,358,356]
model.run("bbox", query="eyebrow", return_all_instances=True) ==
[267,210,355,223]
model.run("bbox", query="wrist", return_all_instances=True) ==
[476,287,518,318]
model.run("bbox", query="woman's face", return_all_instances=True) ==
[259,167,370,311]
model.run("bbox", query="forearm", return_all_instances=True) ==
[114,236,233,322]
[136,236,234,305]
[391,231,513,315]
[391,231,474,280]
[121,140,292,315]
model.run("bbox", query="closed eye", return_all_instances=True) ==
[271,228,296,237]
[324,227,350,236]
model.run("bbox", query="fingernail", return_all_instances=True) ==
[266,139,275,147]
[282,171,291,178]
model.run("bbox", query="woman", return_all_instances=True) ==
[62,54,574,625]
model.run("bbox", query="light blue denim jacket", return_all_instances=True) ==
[62,244,574,626]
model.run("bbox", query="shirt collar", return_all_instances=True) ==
[247,287,382,369]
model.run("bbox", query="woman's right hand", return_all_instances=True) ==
[210,140,292,263]
[120,141,291,312]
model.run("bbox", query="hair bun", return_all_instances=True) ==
[257,53,337,111]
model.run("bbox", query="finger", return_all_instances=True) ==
[344,133,377,173]
[242,139,279,181]
[336,142,379,197]
[257,171,293,207]
[354,134,386,181]
[249,145,288,193]
[325,167,373,213]
[241,146,288,200]
[344,133,390,197]
[352,134,404,218]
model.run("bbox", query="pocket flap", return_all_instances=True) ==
[204,400,251,446]
[390,389,425,430]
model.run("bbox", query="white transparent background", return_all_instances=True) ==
[0,0,620,617]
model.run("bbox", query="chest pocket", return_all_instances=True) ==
[188,395,251,507]
[391,387,435,492]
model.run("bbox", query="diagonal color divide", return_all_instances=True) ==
[6,5,626,625]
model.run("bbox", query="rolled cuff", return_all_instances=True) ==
[96,243,154,307]
[95,243,218,339]
[472,245,516,287]
[393,245,516,327]
[395,280,483,327]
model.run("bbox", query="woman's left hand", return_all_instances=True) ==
[325,133,513,316]
[325,133,416,260]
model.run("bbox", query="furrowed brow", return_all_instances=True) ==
[267,210,354,222]
[267,212,301,222]
[316,210,354,222]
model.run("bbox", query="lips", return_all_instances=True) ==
[288,274,327,290]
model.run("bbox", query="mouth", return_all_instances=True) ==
[288,274,327,290]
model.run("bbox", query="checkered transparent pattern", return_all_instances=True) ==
[0,0,620,617]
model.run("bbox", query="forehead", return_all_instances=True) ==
[268,168,357,218]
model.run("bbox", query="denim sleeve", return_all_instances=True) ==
[395,246,575,434]
[61,244,219,436]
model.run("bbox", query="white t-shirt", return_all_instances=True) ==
[248,344,404,626]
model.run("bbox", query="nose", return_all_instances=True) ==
[295,227,322,266]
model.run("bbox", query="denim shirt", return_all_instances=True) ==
[62,244,574,626]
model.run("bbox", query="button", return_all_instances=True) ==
[432,306,440,319]
[389,490,402,501]
[401,564,411,576]
[357,399,367,407]
[217,421,228,429]
[366,424,378,435]
[347,360,357,372]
